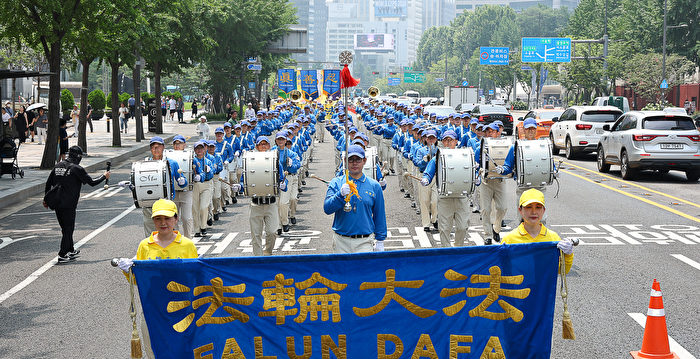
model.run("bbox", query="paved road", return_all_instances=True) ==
[0,130,698,358]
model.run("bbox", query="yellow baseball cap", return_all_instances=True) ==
[519,188,545,207]
[151,199,178,218]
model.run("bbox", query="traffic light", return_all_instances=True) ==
[372,71,379,75]
[389,72,398,75]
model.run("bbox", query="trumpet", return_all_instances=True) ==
[368,86,380,98]
[289,90,302,102]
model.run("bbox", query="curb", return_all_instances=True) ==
[0,134,175,210]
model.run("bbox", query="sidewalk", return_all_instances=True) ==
[0,112,205,211]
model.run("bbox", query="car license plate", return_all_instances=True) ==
[660,143,683,149]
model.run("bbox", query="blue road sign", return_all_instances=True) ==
[478,89,484,96]
[488,89,494,95]
[660,79,668,89]
[247,64,262,71]
[462,81,469,86]
[388,78,401,86]
[521,38,571,63]
[479,47,510,65]
[435,78,444,82]
[248,81,256,89]
[246,57,258,63]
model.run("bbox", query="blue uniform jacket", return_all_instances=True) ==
[193,156,213,182]
[323,174,387,241]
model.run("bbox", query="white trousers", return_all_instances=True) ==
[173,190,194,238]
[333,233,374,254]
[316,123,325,142]
[419,180,438,227]
[480,179,508,238]
[37,127,47,144]
[249,201,279,256]
[192,181,212,231]
[437,197,470,247]
[279,174,299,226]
[212,174,222,213]
[142,207,155,237]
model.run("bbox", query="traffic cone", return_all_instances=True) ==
[630,279,679,359]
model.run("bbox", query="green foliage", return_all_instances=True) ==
[173,91,183,100]
[162,91,173,99]
[88,89,106,110]
[119,92,130,105]
[141,93,155,102]
[511,100,528,110]
[624,53,695,104]
[61,89,75,111]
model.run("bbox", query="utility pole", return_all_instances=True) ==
[661,0,668,108]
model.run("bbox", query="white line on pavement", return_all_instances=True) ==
[670,254,700,271]
[11,207,125,216]
[0,205,136,305]
[81,187,107,199]
[103,187,123,197]
[628,313,696,359]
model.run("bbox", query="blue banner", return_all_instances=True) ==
[323,69,341,99]
[133,243,560,359]
[300,70,319,100]
[278,69,296,95]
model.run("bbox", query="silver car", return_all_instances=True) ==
[597,111,700,181]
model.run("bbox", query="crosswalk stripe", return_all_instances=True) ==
[103,187,123,197]
[670,254,700,271]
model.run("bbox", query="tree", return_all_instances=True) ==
[1,0,83,169]
[624,53,694,104]
[666,0,699,66]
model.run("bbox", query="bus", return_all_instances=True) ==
[403,90,420,104]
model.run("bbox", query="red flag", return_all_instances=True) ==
[340,64,360,89]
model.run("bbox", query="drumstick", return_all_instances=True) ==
[217,177,233,186]
[402,172,423,182]
[309,174,329,184]
[103,161,111,189]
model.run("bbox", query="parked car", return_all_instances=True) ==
[471,105,513,135]
[592,96,630,113]
[662,107,689,116]
[516,108,564,140]
[423,105,455,118]
[455,103,477,113]
[550,106,623,159]
[597,111,700,181]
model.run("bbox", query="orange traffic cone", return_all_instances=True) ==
[630,279,679,359]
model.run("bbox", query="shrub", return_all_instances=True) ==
[173,91,183,100]
[88,89,106,110]
[162,91,173,99]
[61,89,74,111]
[119,92,130,105]
[511,100,528,110]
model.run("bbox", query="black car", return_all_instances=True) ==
[471,105,513,135]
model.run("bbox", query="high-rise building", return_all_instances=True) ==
[290,0,329,66]
[423,0,456,30]
[455,0,580,13]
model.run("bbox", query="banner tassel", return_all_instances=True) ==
[559,250,575,340]
[129,268,143,358]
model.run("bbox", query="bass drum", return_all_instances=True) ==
[164,149,193,191]
[480,137,513,172]
[130,160,171,208]
[515,139,554,187]
[362,146,378,180]
[437,148,475,197]
[242,151,279,197]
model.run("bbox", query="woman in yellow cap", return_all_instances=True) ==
[118,199,197,270]
[502,188,574,273]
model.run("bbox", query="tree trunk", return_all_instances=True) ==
[109,58,122,146]
[40,42,62,169]
[78,58,91,153]
[154,61,162,134]
[134,52,143,141]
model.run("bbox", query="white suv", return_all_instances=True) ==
[550,106,623,159]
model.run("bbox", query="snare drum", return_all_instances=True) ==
[130,160,172,208]
[164,149,193,191]
[515,139,554,187]
[480,137,513,171]
[362,146,379,180]
[242,151,279,197]
[437,148,476,197]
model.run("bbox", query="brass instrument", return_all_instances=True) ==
[368,86,380,98]
[289,90,302,102]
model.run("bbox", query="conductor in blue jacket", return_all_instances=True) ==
[324,145,387,253]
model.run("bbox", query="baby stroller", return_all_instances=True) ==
[0,137,24,179]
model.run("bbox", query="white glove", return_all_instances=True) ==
[475,175,481,186]
[231,183,241,192]
[423,155,429,162]
[553,171,560,178]
[177,177,186,186]
[118,258,134,272]
[495,165,505,174]
[234,151,240,157]
[557,238,574,255]
[224,160,229,166]
[194,174,201,182]
[374,241,385,252]
[286,157,292,167]
[420,177,429,186]
[205,165,210,172]
[118,180,131,188]
[379,179,387,187]
[340,183,351,196]
[279,181,287,191]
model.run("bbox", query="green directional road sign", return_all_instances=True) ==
[403,71,425,84]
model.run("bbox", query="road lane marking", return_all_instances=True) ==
[0,205,136,305]
[11,207,126,217]
[561,169,700,223]
[103,187,124,197]
[562,161,700,209]
[628,313,697,359]
[81,187,107,199]
[670,254,700,271]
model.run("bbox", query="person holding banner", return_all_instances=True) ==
[503,188,574,273]
[324,145,387,253]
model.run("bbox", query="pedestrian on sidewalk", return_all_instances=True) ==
[119,103,129,133]
[43,146,110,263]
[128,94,136,121]
[35,107,48,145]
[168,95,177,121]
[177,97,184,123]
[26,108,36,142]
[13,105,29,143]
[191,99,198,118]
[70,104,79,138]
[196,115,210,140]
[59,119,69,161]
[85,101,94,133]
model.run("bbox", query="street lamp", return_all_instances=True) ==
[661,0,688,107]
